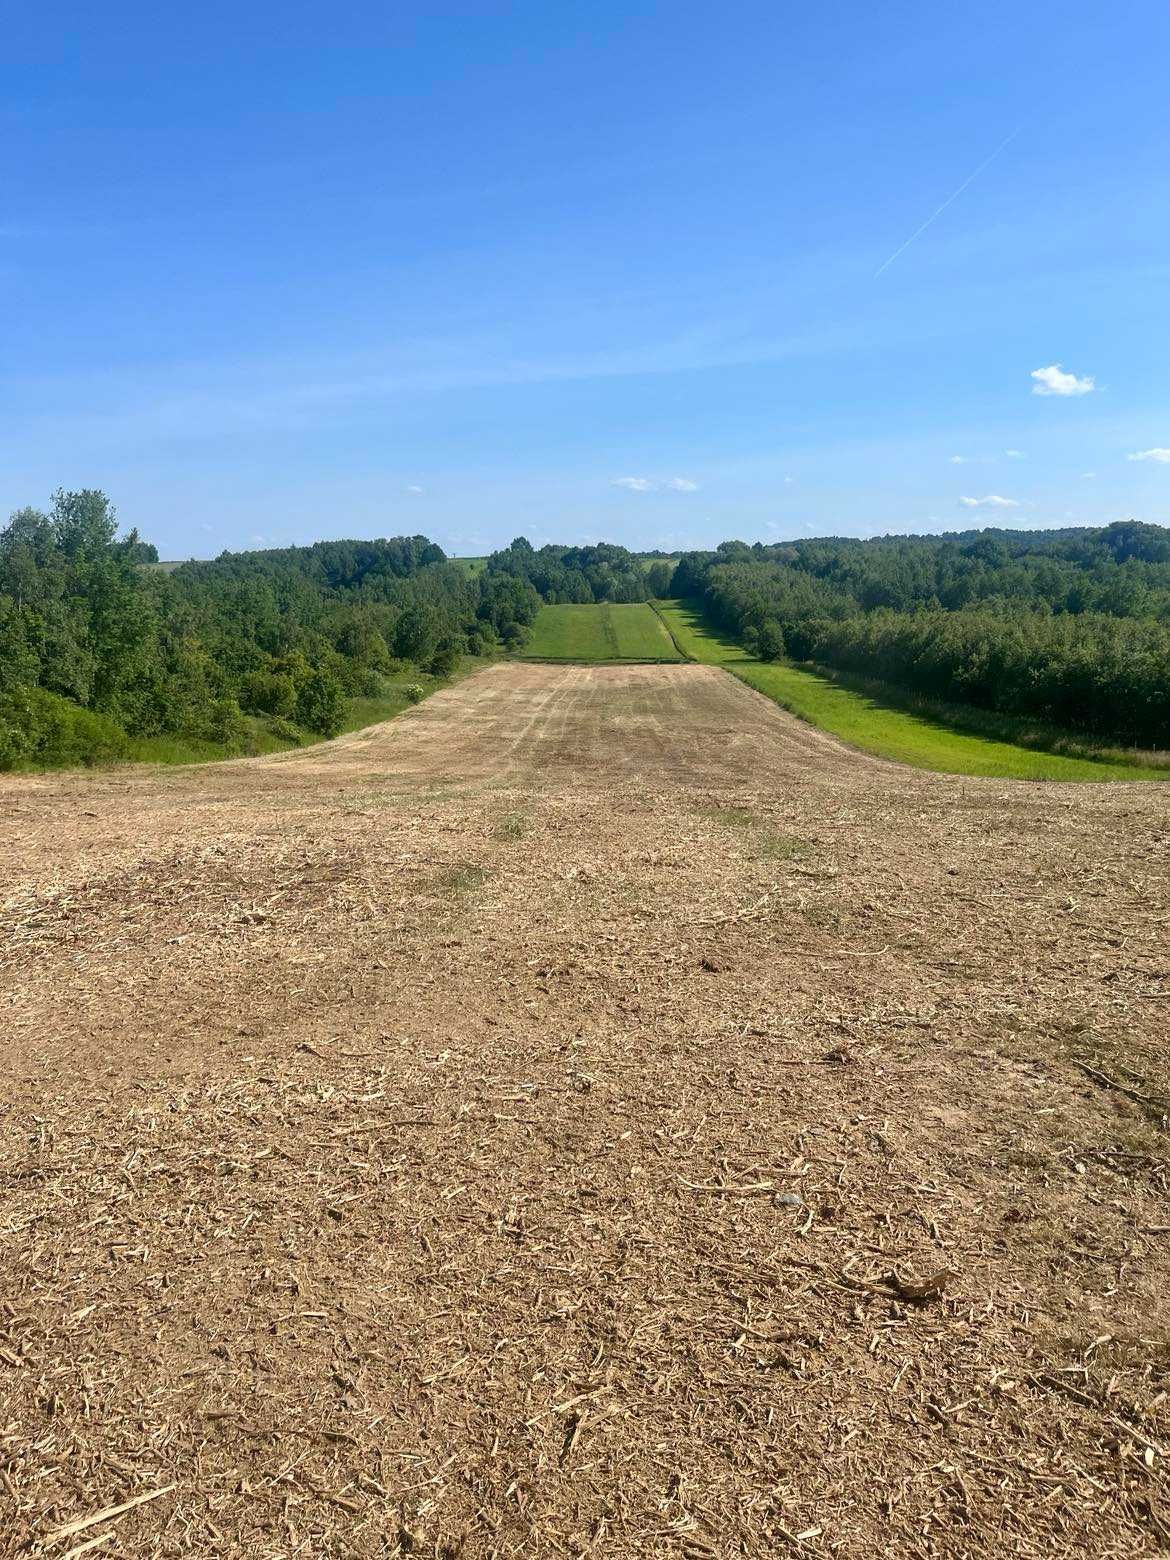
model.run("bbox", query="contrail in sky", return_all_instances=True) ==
[874,126,1021,277]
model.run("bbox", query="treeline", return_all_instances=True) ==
[486,537,672,602]
[10,498,1169,767]
[0,491,539,769]
[674,524,1170,746]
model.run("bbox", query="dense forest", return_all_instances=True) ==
[0,491,539,769]
[673,523,1170,745]
[486,537,672,602]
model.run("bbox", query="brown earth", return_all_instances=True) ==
[2,661,1169,1558]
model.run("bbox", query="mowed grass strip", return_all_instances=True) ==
[520,603,681,662]
[655,600,1167,781]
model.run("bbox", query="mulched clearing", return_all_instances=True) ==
[1,662,1168,1557]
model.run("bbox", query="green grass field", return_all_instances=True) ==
[520,603,681,662]
[654,600,1167,781]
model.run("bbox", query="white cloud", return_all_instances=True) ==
[406,483,424,494]
[1127,448,1170,463]
[1004,448,1025,459]
[958,494,1020,509]
[1031,363,1094,397]
[1081,471,1097,479]
[612,475,699,493]
[783,474,794,485]
[949,454,969,464]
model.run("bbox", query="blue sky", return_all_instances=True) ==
[3,1,1169,558]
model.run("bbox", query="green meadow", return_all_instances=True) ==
[519,602,682,662]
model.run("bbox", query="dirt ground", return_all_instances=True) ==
[2,661,1169,1558]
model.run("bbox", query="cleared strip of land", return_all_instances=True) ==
[2,661,1169,1555]
[656,599,1167,781]
[520,601,681,661]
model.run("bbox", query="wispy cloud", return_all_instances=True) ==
[1081,471,1097,479]
[959,494,1020,509]
[406,483,425,494]
[612,475,699,493]
[953,450,1024,465]
[874,127,1020,278]
[1127,448,1170,463]
[1031,364,1094,397]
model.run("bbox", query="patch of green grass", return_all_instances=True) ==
[756,830,811,861]
[653,601,749,665]
[122,732,239,764]
[519,603,681,662]
[696,803,811,863]
[339,689,422,734]
[698,804,755,827]
[123,715,304,766]
[656,600,1168,782]
[495,810,530,840]
[437,863,491,895]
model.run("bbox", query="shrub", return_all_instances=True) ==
[0,715,28,771]
[294,670,346,736]
[757,621,785,661]
[240,671,295,717]
[403,683,426,705]
[428,642,460,678]
[203,696,246,747]
[0,687,129,770]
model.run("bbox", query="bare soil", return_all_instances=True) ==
[2,662,1169,1557]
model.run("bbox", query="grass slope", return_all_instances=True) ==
[655,600,1167,781]
[520,603,681,662]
